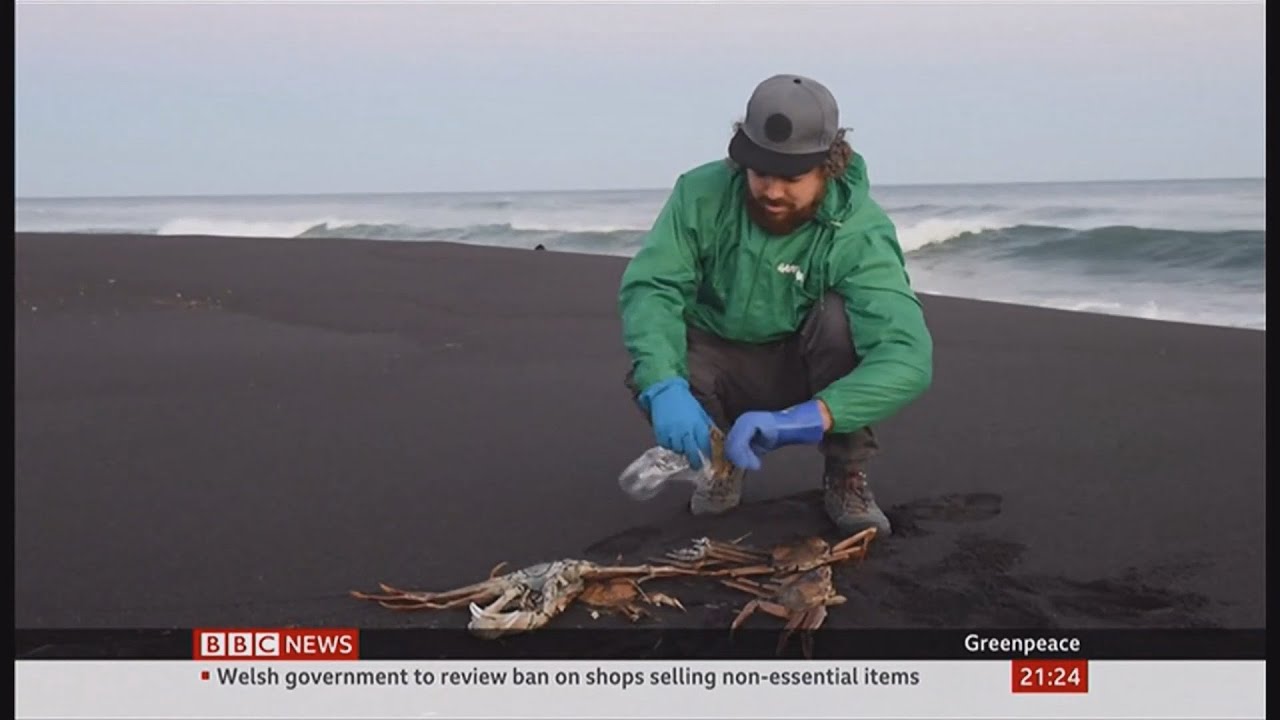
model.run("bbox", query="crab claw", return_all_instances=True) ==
[468,602,525,639]
[467,596,536,639]
[646,592,686,611]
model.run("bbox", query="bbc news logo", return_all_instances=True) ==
[194,628,359,660]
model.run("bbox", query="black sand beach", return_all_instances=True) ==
[14,232,1266,635]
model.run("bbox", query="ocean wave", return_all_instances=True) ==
[896,217,1010,252]
[293,220,647,254]
[104,215,1273,278]
[155,217,385,238]
[906,223,1265,272]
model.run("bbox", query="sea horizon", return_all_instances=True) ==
[14,173,1266,203]
[14,176,1266,333]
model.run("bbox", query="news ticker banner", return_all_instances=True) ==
[14,628,1265,718]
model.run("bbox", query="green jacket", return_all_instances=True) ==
[618,154,933,434]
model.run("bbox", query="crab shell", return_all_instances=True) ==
[466,560,590,639]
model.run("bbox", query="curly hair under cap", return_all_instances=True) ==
[727,121,853,178]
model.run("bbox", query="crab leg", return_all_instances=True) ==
[730,598,793,632]
[691,539,768,563]
[658,559,776,577]
[790,607,828,659]
[622,578,688,611]
[349,578,508,610]
[776,607,819,655]
[581,564,700,582]
[831,527,877,556]
[720,577,781,597]
[714,564,779,578]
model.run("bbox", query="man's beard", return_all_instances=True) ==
[744,185,825,236]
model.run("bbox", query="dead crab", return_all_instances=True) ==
[723,564,846,658]
[579,576,685,621]
[756,527,877,574]
[351,559,692,639]
[652,532,761,574]
[660,527,877,577]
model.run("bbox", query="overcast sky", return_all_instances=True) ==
[14,1,1266,197]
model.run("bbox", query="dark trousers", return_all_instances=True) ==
[626,292,879,476]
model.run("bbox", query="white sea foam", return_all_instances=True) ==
[1035,297,1265,329]
[155,217,376,238]
[895,217,1012,252]
[507,220,648,234]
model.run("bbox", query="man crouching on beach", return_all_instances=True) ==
[618,74,933,536]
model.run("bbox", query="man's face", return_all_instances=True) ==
[744,166,827,235]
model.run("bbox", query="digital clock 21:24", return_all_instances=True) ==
[1011,659,1089,693]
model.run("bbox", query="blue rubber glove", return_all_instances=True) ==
[725,399,827,471]
[639,377,715,469]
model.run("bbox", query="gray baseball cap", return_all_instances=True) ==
[728,74,840,178]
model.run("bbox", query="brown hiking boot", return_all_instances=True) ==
[689,466,745,515]
[823,469,891,536]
